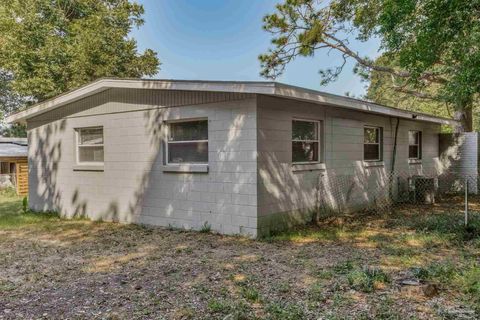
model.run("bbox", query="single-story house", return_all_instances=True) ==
[0,137,29,195]
[6,79,457,237]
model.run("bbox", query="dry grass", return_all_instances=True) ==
[0,193,479,319]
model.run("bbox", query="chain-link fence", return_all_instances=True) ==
[316,170,479,226]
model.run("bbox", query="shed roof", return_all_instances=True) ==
[6,78,458,126]
[0,138,28,158]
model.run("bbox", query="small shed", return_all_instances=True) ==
[0,137,28,195]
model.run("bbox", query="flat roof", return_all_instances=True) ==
[6,78,458,126]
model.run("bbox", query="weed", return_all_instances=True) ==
[200,221,211,233]
[333,260,354,274]
[22,197,28,214]
[208,299,230,313]
[277,281,291,293]
[265,302,305,320]
[241,287,260,302]
[308,282,326,302]
[347,266,390,293]
[411,261,456,284]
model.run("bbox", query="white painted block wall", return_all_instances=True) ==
[27,89,259,237]
[256,95,441,235]
[26,89,442,237]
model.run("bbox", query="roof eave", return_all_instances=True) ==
[6,78,458,127]
[272,83,458,126]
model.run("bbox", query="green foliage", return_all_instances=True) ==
[200,221,211,233]
[265,302,305,320]
[260,0,480,130]
[346,266,390,293]
[411,262,457,284]
[0,0,160,117]
[241,287,260,302]
[0,192,60,229]
[22,196,28,214]
[0,187,17,198]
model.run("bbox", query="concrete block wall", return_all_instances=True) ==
[26,88,444,238]
[256,95,441,235]
[27,89,259,237]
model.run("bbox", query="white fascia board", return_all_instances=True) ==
[6,78,458,127]
[273,83,458,126]
[6,79,276,124]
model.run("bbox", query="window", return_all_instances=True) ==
[76,127,104,164]
[292,119,320,163]
[364,126,382,161]
[408,130,422,159]
[167,119,208,164]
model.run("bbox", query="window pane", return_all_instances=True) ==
[409,146,419,159]
[409,131,419,145]
[80,128,103,145]
[170,120,208,141]
[364,144,380,160]
[364,127,378,143]
[292,121,317,140]
[292,141,319,162]
[168,142,208,163]
[79,146,104,163]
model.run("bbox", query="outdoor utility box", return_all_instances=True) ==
[409,176,436,204]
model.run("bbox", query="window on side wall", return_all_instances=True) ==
[292,119,320,163]
[167,119,208,164]
[76,127,104,164]
[408,130,422,159]
[364,126,382,161]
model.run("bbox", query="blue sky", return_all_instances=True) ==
[131,0,381,97]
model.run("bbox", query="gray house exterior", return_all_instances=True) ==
[7,79,456,237]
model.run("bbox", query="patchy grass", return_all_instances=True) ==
[0,190,61,228]
[0,194,479,319]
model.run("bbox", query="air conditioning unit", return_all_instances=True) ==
[408,176,436,204]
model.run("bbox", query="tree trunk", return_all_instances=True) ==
[454,104,473,133]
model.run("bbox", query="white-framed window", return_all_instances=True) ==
[166,119,208,165]
[408,130,422,159]
[364,126,382,161]
[75,127,104,164]
[292,119,321,164]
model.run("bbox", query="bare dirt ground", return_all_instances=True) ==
[0,194,479,319]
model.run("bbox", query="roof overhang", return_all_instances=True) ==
[6,78,458,126]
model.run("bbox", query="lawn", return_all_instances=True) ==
[0,191,479,319]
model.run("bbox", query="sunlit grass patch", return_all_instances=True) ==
[0,194,61,229]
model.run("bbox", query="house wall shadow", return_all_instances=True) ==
[27,86,259,236]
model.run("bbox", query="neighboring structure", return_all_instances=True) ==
[0,137,28,195]
[6,79,457,237]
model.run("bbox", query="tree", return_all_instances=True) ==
[0,71,30,136]
[365,55,451,119]
[0,0,159,120]
[259,0,480,131]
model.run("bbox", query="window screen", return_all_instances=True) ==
[167,120,208,164]
[364,126,382,161]
[292,120,320,163]
[77,127,104,164]
[408,130,422,159]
